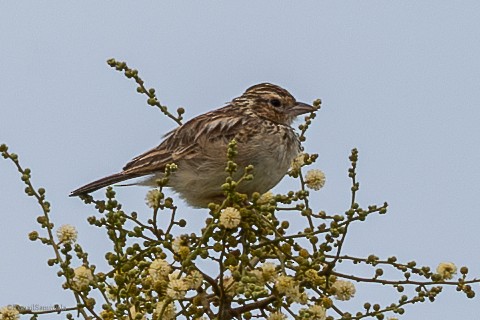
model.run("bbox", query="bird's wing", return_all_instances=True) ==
[122,106,248,175]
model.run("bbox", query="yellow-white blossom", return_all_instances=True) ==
[165,270,190,299]
[257,191,275,205]
[56,224,78,244]
[168,269,182,281]
[302,304,327,320]
[267,311,287,320]
[275,275,308,304]
[145,189,162,208]
[250,269,265,285]
[148,258,172,281]
[332,279,356,301]
[291,153,306,173]
[436,262,457,280]
[304,269,326,286]
[172,236,190,256]
[155,301,176,320]
[219,207,241,229]
[72,265,93,290]
[0,306,20,320]
[261,262,278,282]
[185,270,204,289]
[106,285,118,300]
[172,236,183,252]
[305,169,326,191]
[166,278,189,299]
[275,275,295,294]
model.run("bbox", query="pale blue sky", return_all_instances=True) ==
[1,1,480,319]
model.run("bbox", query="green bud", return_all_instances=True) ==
[25,186,34,196]
[387,256,397,263]
[47,258,57,266]
[178,219,187,227]
[244,174,254,181]
[431,273,442,282]
[28,231,39,241]
[164,198,173,207]
[37,216,47,225]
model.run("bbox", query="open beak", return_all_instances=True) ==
[290,102,314,116]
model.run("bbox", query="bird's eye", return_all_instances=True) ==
[270,99,281,107]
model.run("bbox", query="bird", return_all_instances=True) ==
[70,83,314,207]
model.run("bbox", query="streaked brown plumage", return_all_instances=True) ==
[70,83,314,207]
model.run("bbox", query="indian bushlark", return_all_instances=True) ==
[70,83,314,207]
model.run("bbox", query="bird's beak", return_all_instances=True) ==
[290,102,314,116]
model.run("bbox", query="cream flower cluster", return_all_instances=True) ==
[305,169,326,191]
[0,306,19,320]
[185,270,204,289]
[172,235,190,258]
[145,189,163,208]
[257,191,275,205]
[148,258,172,281]
[149,259,203,300]
[331,279,356,301]
[301,304,327,320]
[168,270,204,300]
[291,153,306,173]
[219,207,241,229]
[167,276,189,300]
[260,262,277,282]
[154,300,176,320]
[56,224,78,244]
[275,275,308,304]
[436,262,457,280]
[72,265,93,290]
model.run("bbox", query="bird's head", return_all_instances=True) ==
[233,83,314,125]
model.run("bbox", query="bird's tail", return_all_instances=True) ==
[70,172,138,197]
